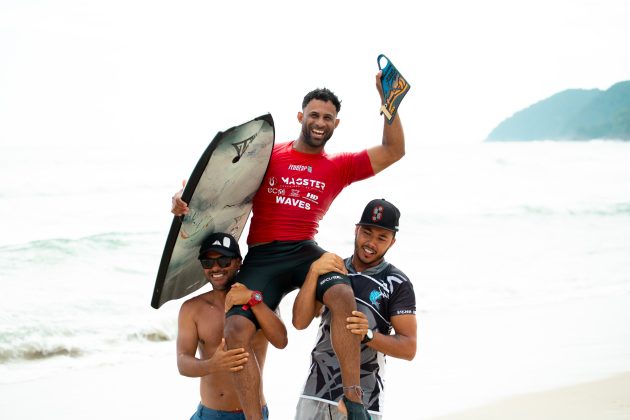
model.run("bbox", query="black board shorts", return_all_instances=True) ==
[226,240,350,327]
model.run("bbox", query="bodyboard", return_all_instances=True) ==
[151,114,275,309]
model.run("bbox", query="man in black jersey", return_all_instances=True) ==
[292,199,417,420]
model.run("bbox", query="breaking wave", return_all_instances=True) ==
[0,325,175,364]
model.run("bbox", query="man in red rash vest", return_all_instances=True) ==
[172,72,405,420]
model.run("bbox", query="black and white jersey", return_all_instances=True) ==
[299,258,416,415]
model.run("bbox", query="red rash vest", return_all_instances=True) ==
[247,141,374,244]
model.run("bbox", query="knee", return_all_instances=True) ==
[322,283,356,309]
[224,316,255,346]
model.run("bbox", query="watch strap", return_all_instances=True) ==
[242,291,263,310]
[361,328,374,344]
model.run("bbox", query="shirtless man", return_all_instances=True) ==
[177,232,287,420]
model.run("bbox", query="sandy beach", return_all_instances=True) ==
[0,348,199,419]
[2,292,630,419]
[2,354,629,420]
[431,372,630,420]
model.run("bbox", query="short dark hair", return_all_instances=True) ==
[302,88,342,113]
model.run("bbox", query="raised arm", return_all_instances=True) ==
[366,71,406,174]
[224,283,288,349]
[292,252,347,330]
[176,302,249,377]
[347,311,417,361]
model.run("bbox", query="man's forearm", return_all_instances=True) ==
[177,353,212,377]
[381,113,405,162]
[251,304,287,349]
[367,332,416,361]
[292,268,319,329]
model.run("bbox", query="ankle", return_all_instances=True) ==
[343,385,364,403]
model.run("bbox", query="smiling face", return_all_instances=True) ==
[352,225,396,271]
[200,251,241,291]
[296,99,340,152]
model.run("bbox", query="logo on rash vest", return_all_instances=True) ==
[275,196,311,210]
[268,177,277,187]
[304,192,319,203]
[288,164,313,173]
[280,177,326,191]
[268,187,286,195]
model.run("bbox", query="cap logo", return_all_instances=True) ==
[212,237,231,248]
[371,205,384,222]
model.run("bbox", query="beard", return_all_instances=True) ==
[207,272,237,291]
[301,124,333,148]
[354,241,389,267]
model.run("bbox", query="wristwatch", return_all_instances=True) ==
[242,291,263,310]
[362,328,374,344]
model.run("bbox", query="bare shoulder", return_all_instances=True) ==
[179,291,217,316]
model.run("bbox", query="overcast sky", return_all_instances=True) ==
[1,0,628,148]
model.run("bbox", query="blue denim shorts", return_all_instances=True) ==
[190,403,269,420]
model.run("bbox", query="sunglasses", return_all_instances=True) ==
[200,256,233,269]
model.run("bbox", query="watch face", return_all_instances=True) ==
[254,293,262,302]
[367,329,373,340]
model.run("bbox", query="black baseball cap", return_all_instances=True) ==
[357,199,400,232]
[198,232,242,260]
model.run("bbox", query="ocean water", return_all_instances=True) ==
[1,140,630,418]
